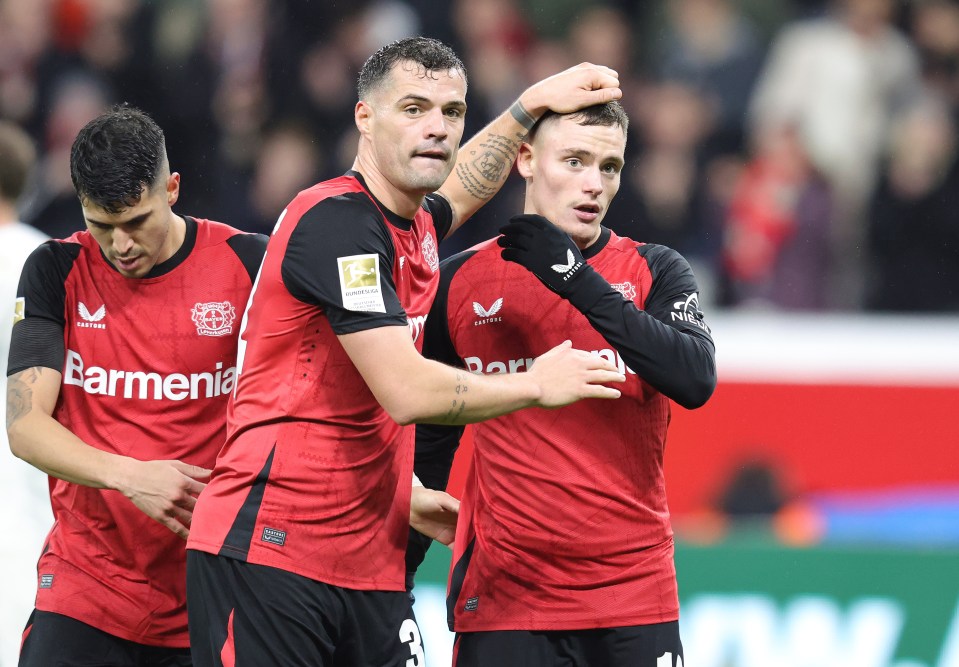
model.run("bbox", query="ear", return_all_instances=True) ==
[355,100,373,135]
[516,142,535,179]
[167,172,180,206]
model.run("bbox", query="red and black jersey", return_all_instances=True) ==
[417,227,715,632]
[9,217,266,647]
[187,172,453,592]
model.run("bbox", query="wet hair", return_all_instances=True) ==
[0,121,37,203]
[357,37,467,100]
[70,104,167,213]
[528,100,630,142]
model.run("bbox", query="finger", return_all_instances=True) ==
[439,495,460,513]
[508,214,551,230]
[585,369,627,384]
[177,493,199,512]
[171,461,213,481]
[588,86,623,102]
[581,384,623,400]
[170,504,194,527]
[501,248,527,264]
[183,477,208,497]
[578,352,621,372]
[497,233,534,251]
[573,63,619,79]
[159,515,190,541]
[187,465,213,481]
[499,220,540,239]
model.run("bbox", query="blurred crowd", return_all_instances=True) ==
[1,0,958,311]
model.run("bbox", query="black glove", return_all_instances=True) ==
[498,214,611,312]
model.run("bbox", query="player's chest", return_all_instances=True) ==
[390,227,440,315]
[62,262,246,362]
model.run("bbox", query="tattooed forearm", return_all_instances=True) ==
[455,132,524,201]
[6,368,41,429]
[443,372,470,423]
[455,163,497,201]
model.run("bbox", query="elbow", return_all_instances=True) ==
[381,400,424,427]
[674,365,718,410]
[7,424,30,462]
[391,411,419,427]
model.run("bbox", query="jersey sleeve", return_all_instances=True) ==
[8,241,77,374]
[281,195,409,335]
[580,244,717,409]
[423,193,454,241]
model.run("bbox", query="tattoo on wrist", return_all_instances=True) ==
[509,100,537,132]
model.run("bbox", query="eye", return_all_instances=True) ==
[404,106,423,116]
[602,163,622,175]
[90,222,111,231]
[444,108,463,119]
[566,158,582,168]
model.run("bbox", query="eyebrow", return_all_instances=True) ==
[86,211,151,227]
[398,94,467,110]
[563,148,625,167]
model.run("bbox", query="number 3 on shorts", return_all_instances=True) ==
[399,618,425,666]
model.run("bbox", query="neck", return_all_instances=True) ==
[158,212,187,264]
[352,155,423,219]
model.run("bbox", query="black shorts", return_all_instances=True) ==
[453,621,683,667]
[19,609,192,667]
[186,550,423,667]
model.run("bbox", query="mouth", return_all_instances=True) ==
[114,255,142,272]
[413,148,450,162]
[573,203,601,221]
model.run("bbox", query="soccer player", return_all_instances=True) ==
[6,106,267,667]
[185,37,624,667]
[412,101,717,666]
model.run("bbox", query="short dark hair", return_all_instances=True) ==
[70,105,167,213]
[357,37,467,100]
[0,121,37,204]
[529,101,630,142]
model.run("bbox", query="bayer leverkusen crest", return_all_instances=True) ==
[192,301,236,336]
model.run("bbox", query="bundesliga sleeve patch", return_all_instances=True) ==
[13,297,24,325]
[337,254,386,313]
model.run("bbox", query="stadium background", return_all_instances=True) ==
[1,0,958,665]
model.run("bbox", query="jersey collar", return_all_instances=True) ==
[99,215,198,278]
[347,170,415,232]
[582,226,611,260]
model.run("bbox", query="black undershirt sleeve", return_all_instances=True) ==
[225,232,269,283]
[406,250,474,578]
[573,244,717,409]
[281,194,409,335]
[7,241,77,375]
[423,193,454,241]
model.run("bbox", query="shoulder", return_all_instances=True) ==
[290,191,385,237]
[23,238,83,274]
[440,238,499,276]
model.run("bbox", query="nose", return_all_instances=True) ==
[424,107,448,140]
[583,167,604,196]
[112,227,135,255]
